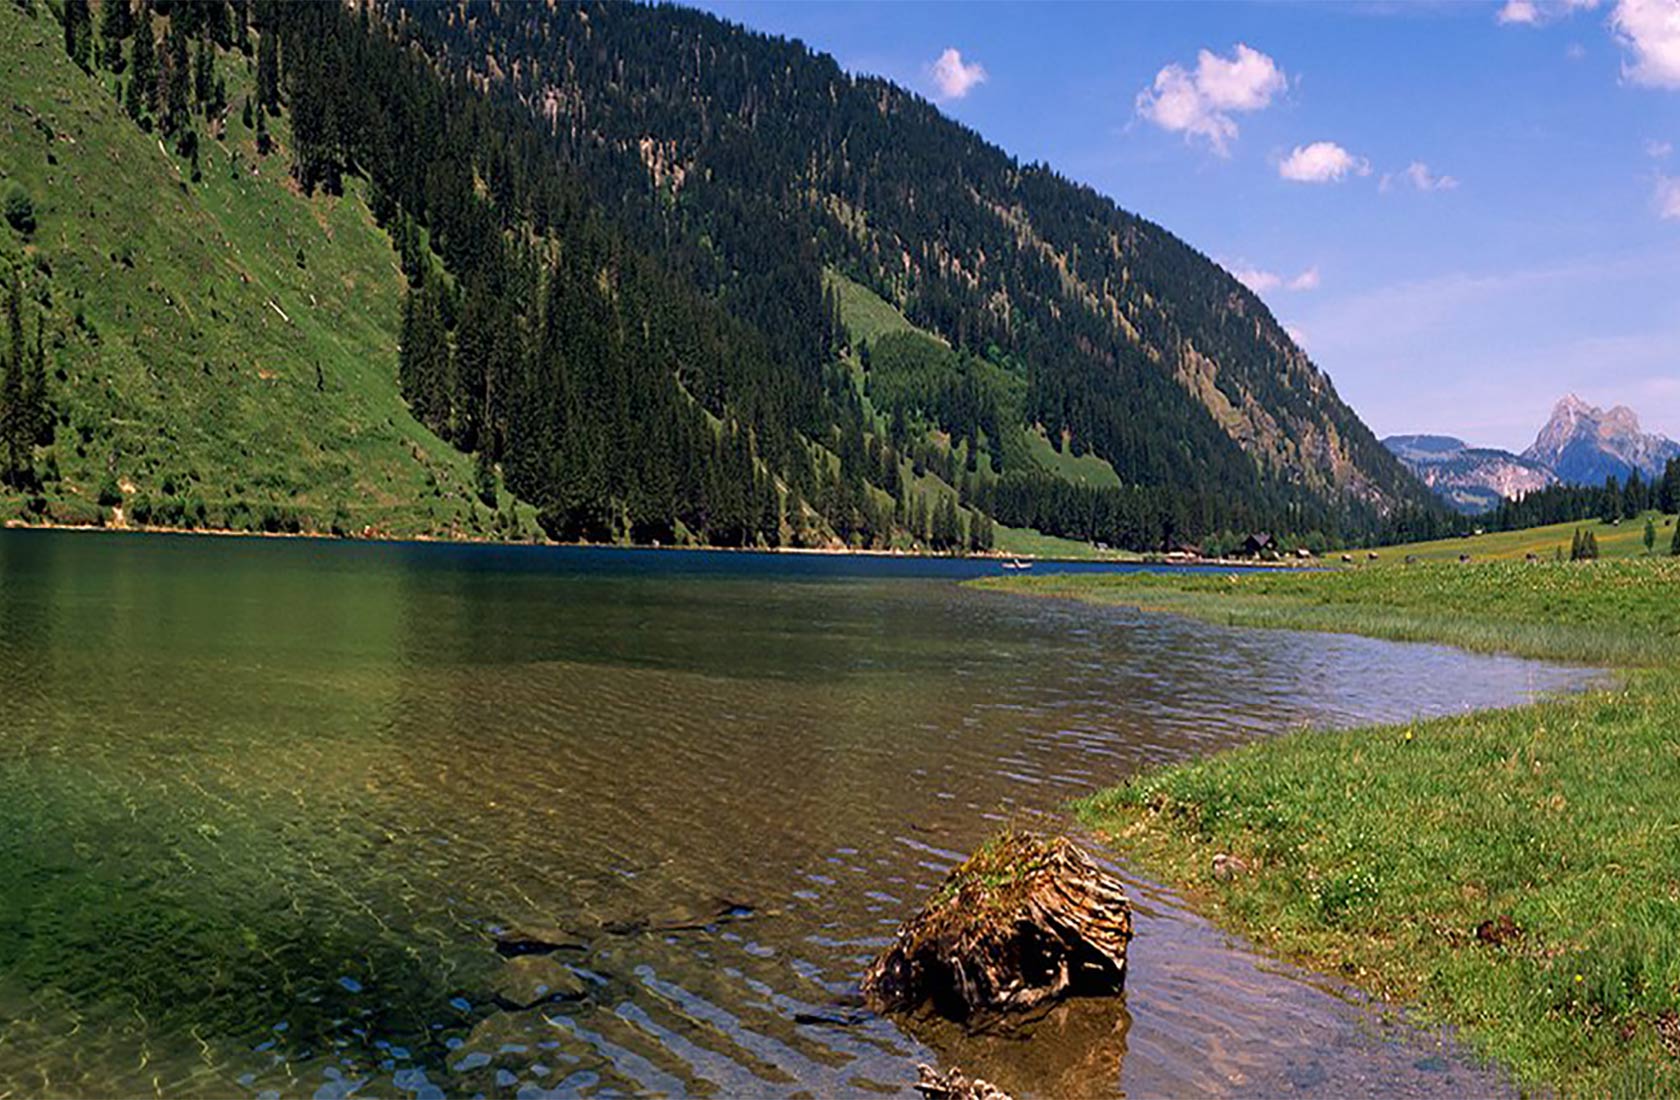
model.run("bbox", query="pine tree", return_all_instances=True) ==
[473,447,497,509]
[193,36,215,114]
[255,108,270,155]
[256,26,279,114]
[1645,515,1657,555]
[126,13,156,123]
[100,0,134,72]
[159,21,190,140]
[1570,527,1599,562]
[1660,458,1680,515]
[62,0,93,71]
[1671,518,1680,557]
[1,275,31,486]
[24,312,51,448]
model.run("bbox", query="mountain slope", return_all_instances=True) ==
[0,0,535,538]
[3,0,1439,551]
[1524,395,1680,486]
[1383,435,1556,515]
[389,1,1437,536]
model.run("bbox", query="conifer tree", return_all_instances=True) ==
[0,275,40,487]
[256,25,279,114]
[159,21,190,140]
[473,447,497,509]
[25,312,49,448]
[1660,458,1680,516]
[1672,518,1680,557]
[100,0,133,72]
[193,36,215,114]
[62,0,93,71]
[127,12,156,123]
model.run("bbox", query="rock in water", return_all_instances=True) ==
[861,832,1131,1021]
[914,1064,1013,1100]
[489,953,589,1010]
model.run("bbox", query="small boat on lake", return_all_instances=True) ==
[1001,558,1033,571]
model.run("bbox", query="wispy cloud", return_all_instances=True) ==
[1656,174,1680,218]
[1135,44,1287,155]
[1289,266,1323,290]
[1278,141,1371,183]
[1648,138,1676,158]
[1384,160,1464,192]
[929,48,986,100]
[1496,0,1602,25]
[1227,261,1322,294]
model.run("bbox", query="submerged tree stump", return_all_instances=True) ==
[861,832,1132,1022]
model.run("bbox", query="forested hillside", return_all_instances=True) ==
[0,0,538,538]
[385,0,1441,548]
[0,0,1444,551]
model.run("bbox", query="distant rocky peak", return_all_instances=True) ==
[1525,394,1679,485]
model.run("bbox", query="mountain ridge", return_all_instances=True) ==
[391,0,1435,531]
[1385,394,1679,514]
[1382,435,1556,515]
[0,0,1439,551]
[1523,394,1679,487]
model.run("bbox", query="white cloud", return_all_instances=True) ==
[1497,0,1601,24]
[1498,0,1542,24]
[1657,174,1680,218]
[1278,141,1371,183]
[929,48,986,100]
[1405,161,1460,191]
[1613,0,1680,88]
[1232,267,1282,293]
[1227,261,1321,295]
[1649,138,1676,158]
[1135,43,1286,155]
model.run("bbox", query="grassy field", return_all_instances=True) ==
[1018,425,1122,489]
[1365,512,1675,564]
[981,560,1680,1094]
[990,523,1139,561]
[825,268,932,348]
[0,3,537,539]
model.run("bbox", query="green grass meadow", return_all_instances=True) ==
[1366,513,1675,565]
[983,559,1680,1094]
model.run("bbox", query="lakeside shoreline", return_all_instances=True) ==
[981,561,1680,1094]
[4,515,1312,570]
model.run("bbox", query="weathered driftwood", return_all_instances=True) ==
[861,832,1131,1022]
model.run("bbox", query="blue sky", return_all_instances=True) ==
[694,0,1680,452]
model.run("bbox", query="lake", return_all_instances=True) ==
[0,530,1593,1097]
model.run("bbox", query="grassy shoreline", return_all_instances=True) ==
[0,517,1140,562]
[977,561,1680,1094]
